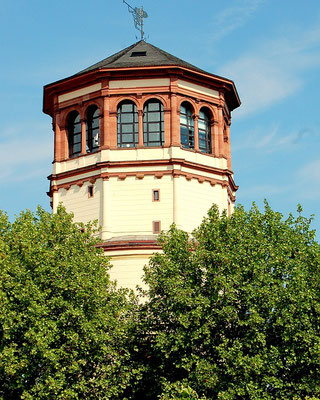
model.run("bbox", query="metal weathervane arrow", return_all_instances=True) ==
[123,0,148,40]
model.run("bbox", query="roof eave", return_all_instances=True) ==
[43,64,240,115]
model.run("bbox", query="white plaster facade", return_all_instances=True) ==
[51,147,234,237]
[44,40,240,290]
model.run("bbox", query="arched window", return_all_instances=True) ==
[67,111,81,157]
[117,101,138,148]
[180,102,194,149]
[86,105,100,153]
[143,100,164,147]
[198,108,212,154]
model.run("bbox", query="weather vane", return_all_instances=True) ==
[123,0,148,41]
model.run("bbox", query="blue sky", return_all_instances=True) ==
[1,0,320,235]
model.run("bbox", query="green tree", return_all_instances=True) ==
[0,206,140,399]
[139,203,320,400]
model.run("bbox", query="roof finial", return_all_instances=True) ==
[123,1,148,41]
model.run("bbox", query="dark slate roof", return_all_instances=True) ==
[75,40,210,77]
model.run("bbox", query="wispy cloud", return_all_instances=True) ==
[209,0,266,42]
[297,159,320,200]
[0,122,52,183]
[233,124,316,153]
[220,24,320,117]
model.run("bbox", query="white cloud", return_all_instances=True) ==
[0,139,51,166]
[220,25,320,117]
[209,0,266,42]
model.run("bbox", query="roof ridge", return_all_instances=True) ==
[144,42,176,62]
[77,41,141,74]
[143,42,205,73]
[61,41,233,90]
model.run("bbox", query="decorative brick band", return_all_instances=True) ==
[49,168,236,203]
[97,239,161,252]
[49,157,238,191]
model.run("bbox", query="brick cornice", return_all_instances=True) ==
[97,239,161,252]
[48,168,236,202]
[44,64,240,117]
[48,157,238,194]
[50,157,234,180]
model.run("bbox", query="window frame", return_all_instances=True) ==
[152,189,160,202]
[198,108,212,154]
[86,105,100,154]
[180,102,194,150]
[152,220,161,234]
[117,100,139,148]
[67,111,81,158]
[143,100,164,147]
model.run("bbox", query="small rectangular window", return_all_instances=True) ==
[88,185,94,198]
[153,221,161,234]
[130,51,147,57]
[152,189,160,202]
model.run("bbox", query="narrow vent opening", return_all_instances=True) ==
[88,185,94,198]
[153,189,160,202]
[153,221,161,234]
[130,51,147,57]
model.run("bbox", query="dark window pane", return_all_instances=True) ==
[122,134,133,142]
[180,115,187,125]
[122,124,134,134]
[149,123,160,132]
[86,106,100,154]
[149,132,160,141]
[198,120,207,130]
[121,103,133,112]
[180,126,188,135]
[148,102,160,111]
[92,119,99,129]
[148,112,160,122]
[121,113,134,123]
[181,135,188,145]
[180,104,187,114]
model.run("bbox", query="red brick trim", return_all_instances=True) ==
[44,65,240,118]
[50,157,235,181]
[49,169,235,202]
[97,239,161,252]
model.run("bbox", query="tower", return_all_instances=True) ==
[43,41,240,290]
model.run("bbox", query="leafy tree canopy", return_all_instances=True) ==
[0,206,140,400]
[139,203,320,400]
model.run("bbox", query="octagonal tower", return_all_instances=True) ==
[43,40,240,290]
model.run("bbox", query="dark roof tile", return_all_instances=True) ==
[74,40,209,76]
